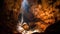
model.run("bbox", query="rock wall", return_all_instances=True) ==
[0,0,22,34]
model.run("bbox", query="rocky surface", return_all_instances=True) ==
[0,0,22,34]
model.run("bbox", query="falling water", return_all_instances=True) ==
[17,0,31,33]
[17,0,29,33]
[20,0,30,25]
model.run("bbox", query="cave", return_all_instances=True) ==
[0,0,60,34]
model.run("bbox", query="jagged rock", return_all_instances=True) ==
[0,0,22,34]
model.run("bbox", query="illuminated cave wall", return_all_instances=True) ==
[30,0,60,32]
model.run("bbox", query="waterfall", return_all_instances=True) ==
[20,0,30,25]
[17,0,30,33]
